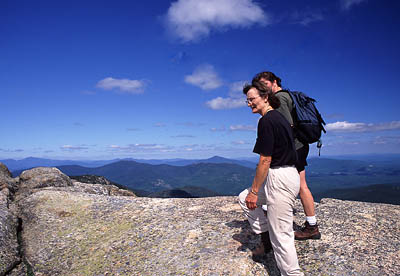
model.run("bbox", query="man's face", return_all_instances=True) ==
[259,78,274,93]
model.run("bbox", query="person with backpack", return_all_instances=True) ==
[238,83,304,276]
[252,71,322,241]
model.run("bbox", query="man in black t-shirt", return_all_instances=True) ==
[252,71,321,241]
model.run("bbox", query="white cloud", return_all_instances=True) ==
[110,144,173,153]
[177,122,206,127]
[171,134,196,138]
[110,145,121,149]
[291,10,323,26]
[344,141,359,145]
[206,80,247,110]
[166,0,268,42]
[229,125,256,132]
[326,121,400,133]
[210,126,226,132]
[231,140,250,145]
[373,136,400,145]
[373,139,386,145]
[340,0,367,10]
[228,81,246,98]
[179,143,220,152]
[96,77,146,94]
[130,144,163,149]
[325,121,365,132]
[61,145,89,151]
[185,64,222,90]
[0,148,24,153]
[211,124,256,131]
[171,51,188,63]
[206,97,246,110]
[154,123,166,127]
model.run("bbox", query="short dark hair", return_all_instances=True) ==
[242,83,281,109]
[252,71,282,88]
[242,83,252,95]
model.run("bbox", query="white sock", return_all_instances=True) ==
[306,216,317,226]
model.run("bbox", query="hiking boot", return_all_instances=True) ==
[252,231,273,259]
[295,221,321,240]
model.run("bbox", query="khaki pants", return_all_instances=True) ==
[238,166,303,276]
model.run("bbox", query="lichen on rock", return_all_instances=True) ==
[19,167,73,190]
[1,162,399,276]
[16,192,400,276]
[0,163,20,276]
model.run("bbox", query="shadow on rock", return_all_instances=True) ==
[293,220,302,232]
[226,220,280,276]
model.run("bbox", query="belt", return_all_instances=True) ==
[270,165,295,169]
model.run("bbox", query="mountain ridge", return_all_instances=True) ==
[1,155,258,172]
[54,160,254,196]
[5,156,400,205]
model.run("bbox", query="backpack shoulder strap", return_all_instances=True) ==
[276,89,290,95]
[275,89,294,102]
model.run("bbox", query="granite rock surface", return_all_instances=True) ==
[0,163,136,276]
[18,167,73,191]
[16,193,400,276]
[1,162,399,276]
[0,163,19,276]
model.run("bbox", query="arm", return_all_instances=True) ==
[245,154,272,210]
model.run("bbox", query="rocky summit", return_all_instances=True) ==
[0,162,399,276]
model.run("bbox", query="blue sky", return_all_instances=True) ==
[1,0,400,160]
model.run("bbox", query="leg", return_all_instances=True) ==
[238,186,272,258]
[238,187,268,234]
[296,169,321,240]
[295,144,315,217]
[294,144,321,240]
[299,169,315,217]
[266,167,304,276]
[251,226,273,259]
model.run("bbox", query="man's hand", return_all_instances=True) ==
[245,192,258,210]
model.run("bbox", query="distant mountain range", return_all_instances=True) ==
[3,155,400,205]
[53,160,254,196]
[1,156,257,172]
[314,183,400,205]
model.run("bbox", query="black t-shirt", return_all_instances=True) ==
[253,110,297,167]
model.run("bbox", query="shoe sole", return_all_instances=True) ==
[295,233,321,241]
